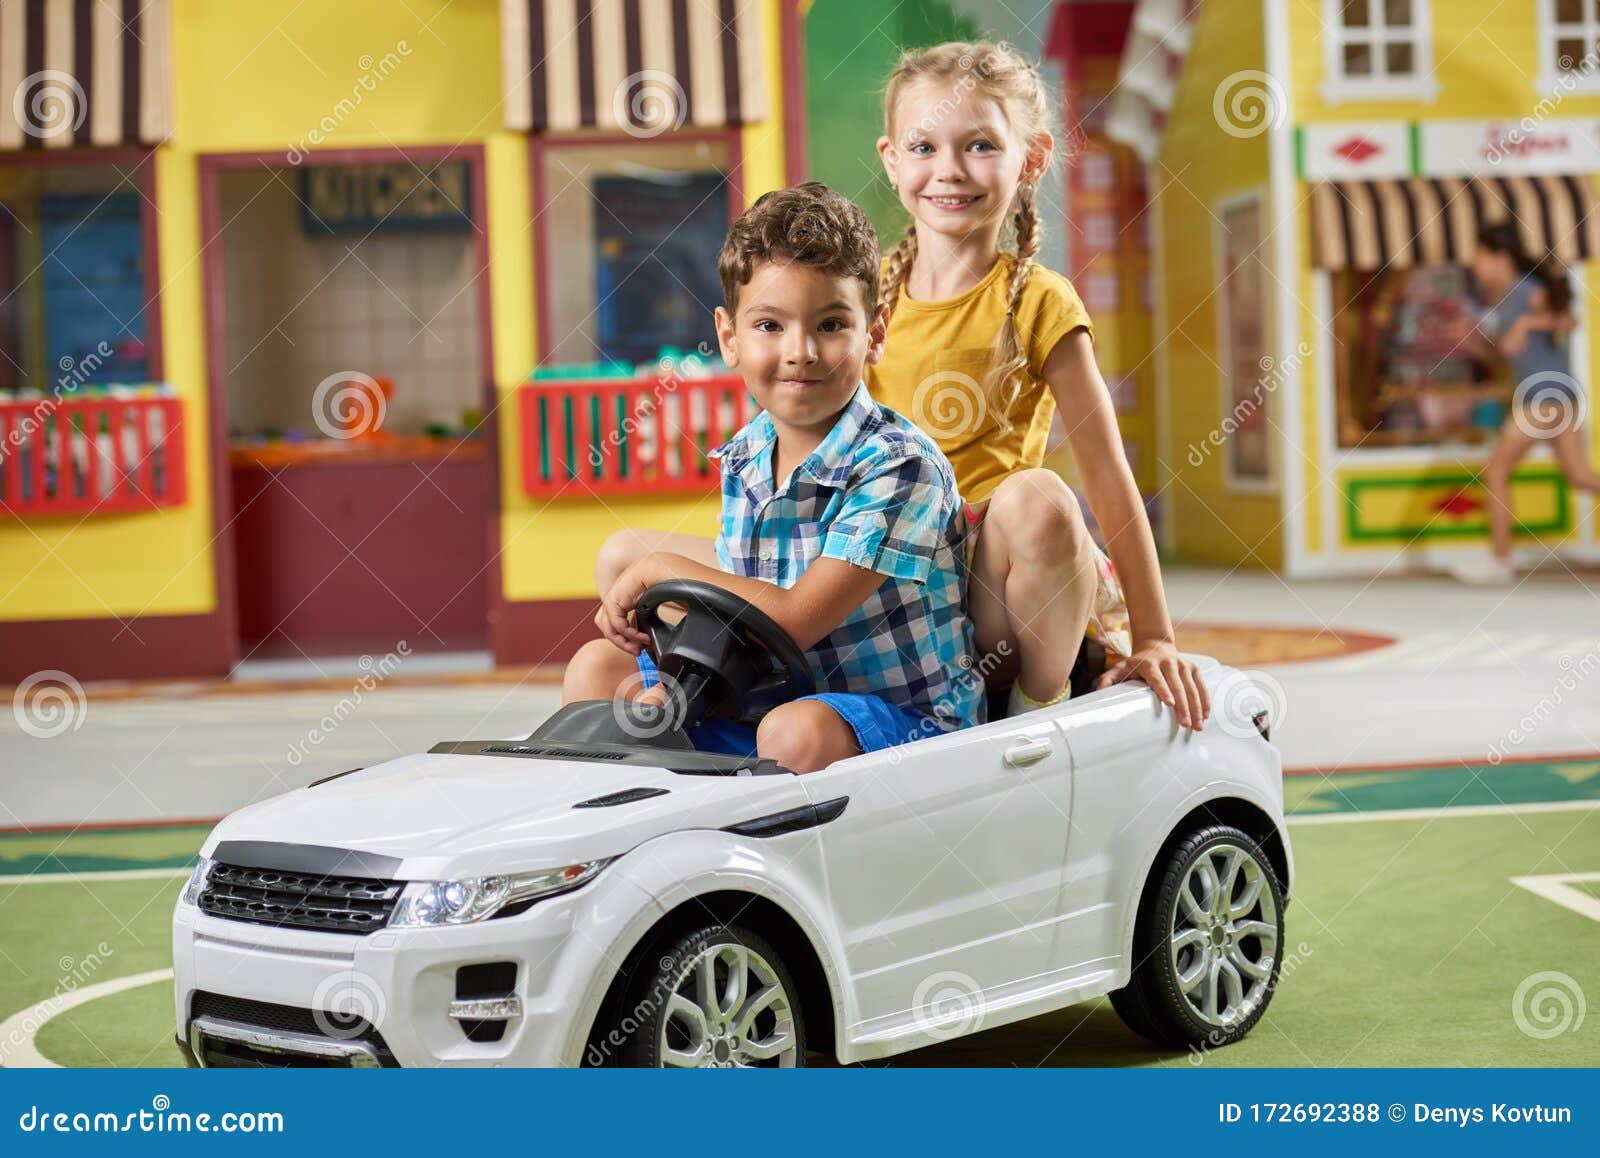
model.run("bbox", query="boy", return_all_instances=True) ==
[562,181,981,773]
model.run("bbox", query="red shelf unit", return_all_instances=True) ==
[0,394,187,516]
[519,374,758,498]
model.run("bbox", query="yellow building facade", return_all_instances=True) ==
[1122,0,1600,576]
[0,0,803,682]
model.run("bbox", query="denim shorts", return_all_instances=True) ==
[635,651,939,758]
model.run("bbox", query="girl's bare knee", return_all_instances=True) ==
[985,469,1088,566]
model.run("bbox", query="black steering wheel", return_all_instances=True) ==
[635,580,815,730]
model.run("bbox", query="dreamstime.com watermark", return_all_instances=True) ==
[1511,970,1586,1040]
[12,70,85,141]
[287,40,414,163]
[585,343,721,474]
[1485,47,1600,165]
[1213,71,1288,141]
[11,670,88,740]
[1187,342,1312,468]
[16,1096,283,1134]
[0,343,116,465]
[285,642,411,766]
[1486,643,1600,765]
[885,640,1014,766]
[0,942,115,1066]
[1187,938,1314,1065]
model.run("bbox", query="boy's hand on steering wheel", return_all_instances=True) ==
[1096,640,1210,731]
[596,560,655,655]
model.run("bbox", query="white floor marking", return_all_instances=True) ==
[1289,799,1600,825]
[0,867,191,885]
[0,968,174,1068]
[1509,872,1600,925]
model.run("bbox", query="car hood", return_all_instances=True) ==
[200,750,810,880]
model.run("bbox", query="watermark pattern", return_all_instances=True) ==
[1485,48,1600,165]
[12,670,88,740]
[911,369,989,441]
[312,969,387,1041]
[1511,970,1586,1040]
[613,70,688,139]
[285,642,411,766]
[0,342,116,465]
[891,42,1018,152]
[1187,939,1313,1065]
[585,949,684,1066]
[885,640,1012,766]
[12,70,86,141]
[1212,71,1287,140]
[910,970,986,1040]
[1187,342,1312,468]
[0,942,114,1066]
[1210,668,1286,742]
[585,342,721,474]
[1487,644,1600,764]
[287,42,414,164]
[1511,370,1588,439]
[610,664,689,742]
[311,370,387,440]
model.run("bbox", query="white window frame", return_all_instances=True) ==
[1321,0,1438,105]
[1212,188,1279,496]
[1537,0,1600,94]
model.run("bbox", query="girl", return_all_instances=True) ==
[595,40,1209,732]
[867,40,1205,728]
[1453,222,1600,584]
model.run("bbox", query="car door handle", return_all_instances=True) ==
[1003,737,1053,768]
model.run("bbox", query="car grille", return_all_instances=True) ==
[198,861,402,935]
[189,991,397,1067]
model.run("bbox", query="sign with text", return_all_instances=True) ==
[300,162,473,234]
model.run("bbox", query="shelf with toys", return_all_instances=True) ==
[0,384,185,517]
[518,349,755,498]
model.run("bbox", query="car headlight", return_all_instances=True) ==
[389,860,610,928]
[180,857,215,906]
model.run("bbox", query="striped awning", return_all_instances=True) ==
[0,0,172,149]
[500,0,767,134]
[1309,176,1600,271]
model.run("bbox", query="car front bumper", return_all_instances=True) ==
[172,872,656,1068]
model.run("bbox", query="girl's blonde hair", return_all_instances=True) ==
[878,41,1056,426]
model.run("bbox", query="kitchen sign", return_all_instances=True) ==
[301,161,473,234]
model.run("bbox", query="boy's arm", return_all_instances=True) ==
[599,451,949,655]
[600,552,884,655]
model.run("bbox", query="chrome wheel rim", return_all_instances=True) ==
[659,941,798,1067]
[1169,842,1279,1028]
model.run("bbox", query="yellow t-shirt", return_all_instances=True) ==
[867,252,1093,502]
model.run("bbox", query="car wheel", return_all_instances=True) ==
[1111,823,1285,1049]
[608,923,805,1068]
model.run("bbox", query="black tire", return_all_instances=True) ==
[1110,823,1285,1050]
[595,922,806,1068]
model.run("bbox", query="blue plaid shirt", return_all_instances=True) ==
[710,382,983,732]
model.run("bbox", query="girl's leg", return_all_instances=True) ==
[561,638,644,703]
[1548,425,1600,493]
[1482,418,1539,562]
[968,468,1100,703]
[755,700,860,773]
[594,529,719,593]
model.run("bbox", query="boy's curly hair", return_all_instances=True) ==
[718,181,880,317]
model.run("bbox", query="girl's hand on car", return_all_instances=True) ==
[596,561,654,655]
[1097,640,1210,731]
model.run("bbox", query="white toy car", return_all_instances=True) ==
[172,580,1291,1068]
